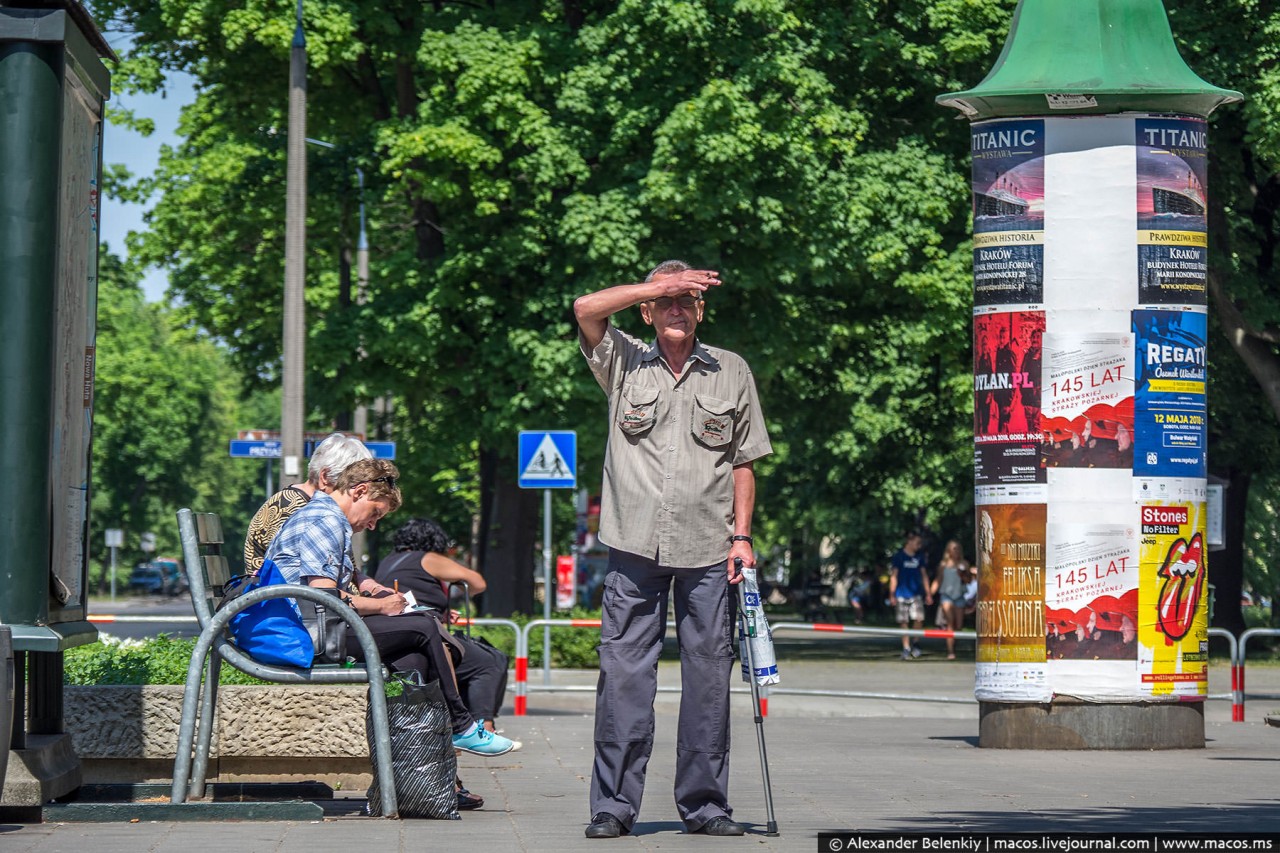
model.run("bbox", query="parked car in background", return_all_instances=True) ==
[128,559,188,597]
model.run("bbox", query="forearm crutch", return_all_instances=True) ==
[735,557,779,836]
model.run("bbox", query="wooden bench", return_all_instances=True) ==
[171,508,398,817]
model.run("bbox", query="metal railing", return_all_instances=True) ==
[1235,628,1280,722]
[767,621,978,706]
[84,611,1272,723]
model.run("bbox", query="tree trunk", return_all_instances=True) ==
[476,446,537,616]
[1210,467,1250,637]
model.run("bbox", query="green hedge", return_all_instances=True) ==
[65,608,607,686]
[65,635,267,686]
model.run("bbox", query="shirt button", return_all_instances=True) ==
[665,474,672,479]
[668,445,675,451]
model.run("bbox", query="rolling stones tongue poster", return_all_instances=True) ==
[1138,501,1208,697]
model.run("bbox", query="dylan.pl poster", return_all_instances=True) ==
[972,118,1045,307]
[974,502,1049,702]
[1041,332,1135,471]
[1136,117,1208,306]
[1138,501,1208,697]
[974,311,1045,486]
[1133,309,1207,479]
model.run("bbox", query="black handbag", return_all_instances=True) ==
[299,587,349,665]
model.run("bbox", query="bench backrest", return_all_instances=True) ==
[177,508,233,630]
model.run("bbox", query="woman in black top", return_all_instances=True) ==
[377,518,511,732]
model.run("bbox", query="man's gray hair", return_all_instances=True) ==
[645,259,691,281]
[307,432,372,486]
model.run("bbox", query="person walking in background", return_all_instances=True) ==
[847,570,871,625]
[889,532,932,660]
[930,539,970,660]
[573,260,772,839]
[243,432,371,574]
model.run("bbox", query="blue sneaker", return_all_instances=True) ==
[453,724,516,756]
[476,719,523,751]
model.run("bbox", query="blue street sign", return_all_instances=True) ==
[229,439,281,458]
[518,430,576,489]
[229,439,397,460]
[362,441,397,460]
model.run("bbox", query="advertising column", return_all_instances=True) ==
[939,0,1239,749]
[969,114,1209,713]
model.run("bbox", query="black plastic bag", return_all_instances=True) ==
[365,674,459,819]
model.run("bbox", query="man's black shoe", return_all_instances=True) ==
[585,813,626,839]
[695,816,746,836]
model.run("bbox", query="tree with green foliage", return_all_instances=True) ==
[91,248,262,589]
[1162,0,1280,634]
[89,0,1020,612]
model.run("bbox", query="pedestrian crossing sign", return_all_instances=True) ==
[518,430,577,489]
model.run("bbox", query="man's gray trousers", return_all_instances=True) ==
[589,548,735,832]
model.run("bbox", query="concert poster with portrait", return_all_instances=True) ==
[974,311,1046,486]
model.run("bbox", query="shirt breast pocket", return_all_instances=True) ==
[691,393,735,448]
[617,383,659,436]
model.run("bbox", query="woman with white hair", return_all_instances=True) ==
[242,432,371,573]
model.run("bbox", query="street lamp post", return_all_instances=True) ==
[353,165,370,440]
[281,0,307,479]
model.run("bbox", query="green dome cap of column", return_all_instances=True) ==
[938,0,1242,120]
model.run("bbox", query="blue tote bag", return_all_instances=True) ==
[224,559,314,668]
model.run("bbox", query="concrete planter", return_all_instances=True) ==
[63,684,376,788]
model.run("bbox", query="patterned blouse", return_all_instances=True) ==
[242,486,311,573]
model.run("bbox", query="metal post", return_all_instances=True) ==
[109,544,116,602]
[280,0,307,480]
[265,458,273,501]
[351,166,370,567]
[543,488,553,684]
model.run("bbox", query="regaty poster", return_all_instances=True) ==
[1133,309,1207,479]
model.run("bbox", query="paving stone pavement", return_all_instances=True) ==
[4,658,1279,852]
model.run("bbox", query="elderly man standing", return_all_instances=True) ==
[573,260,772,838]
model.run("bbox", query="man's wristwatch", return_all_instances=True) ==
[730,534,754,545]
